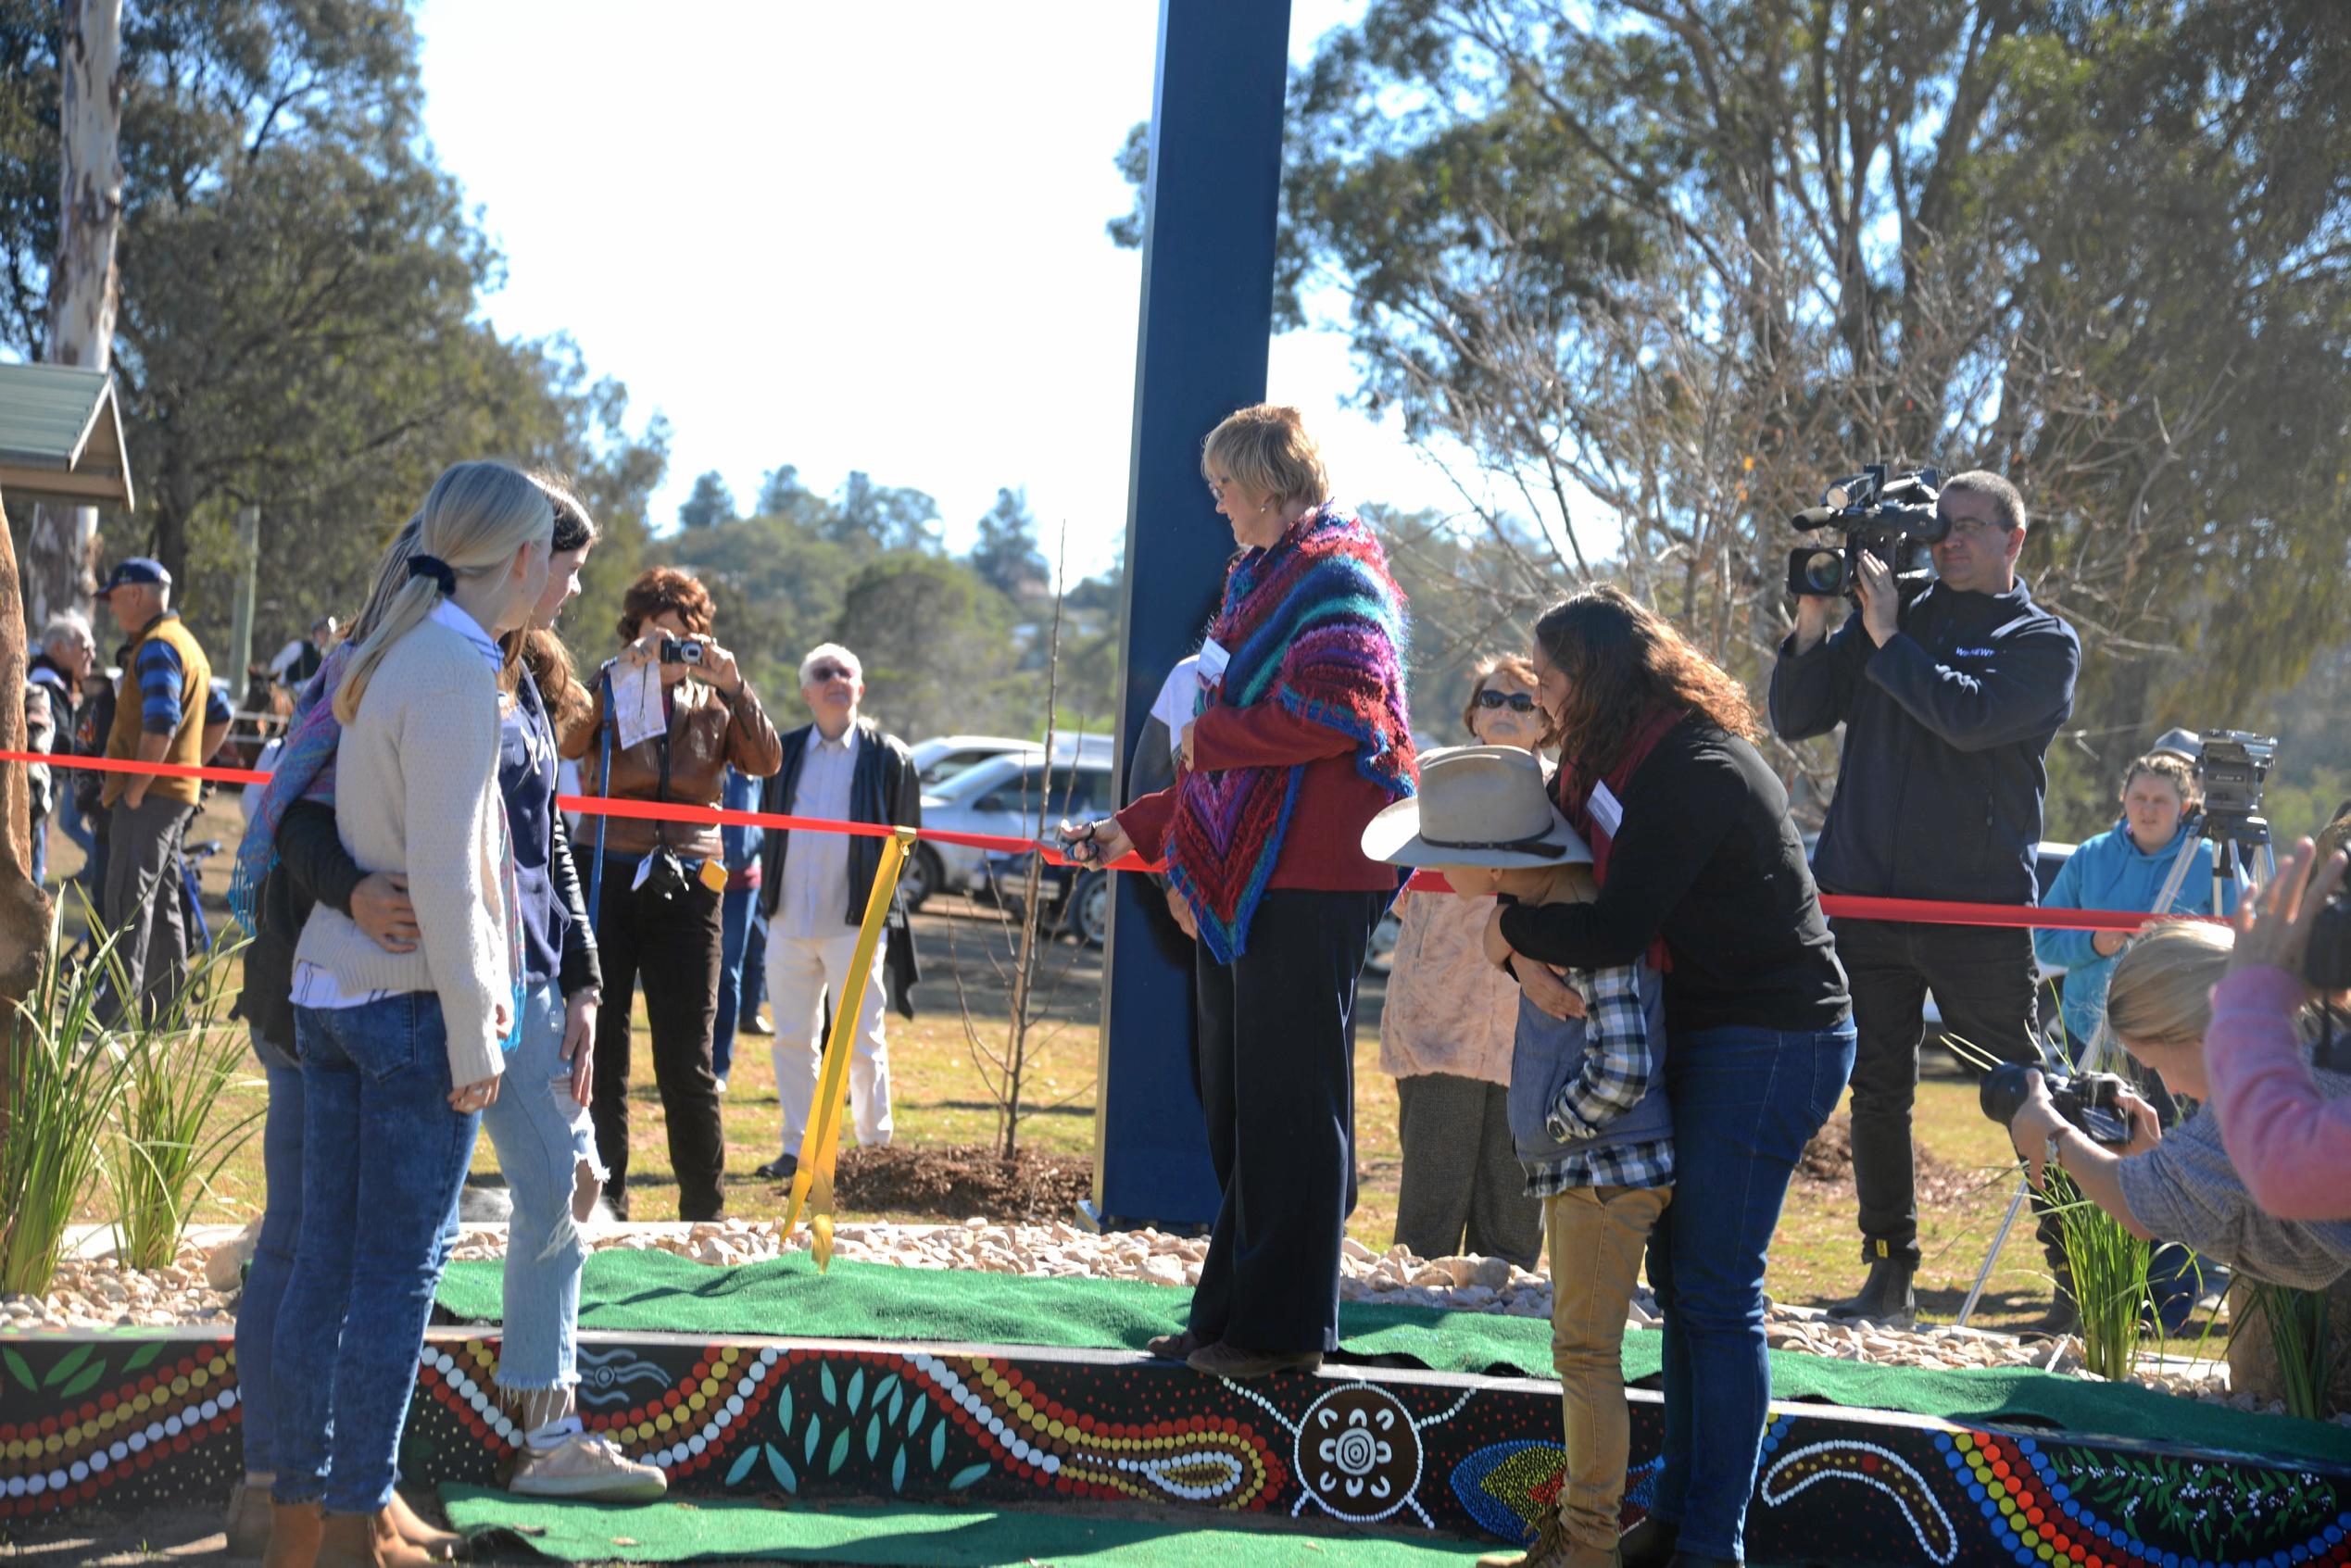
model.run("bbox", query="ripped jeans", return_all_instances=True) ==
[476,981,605,1393]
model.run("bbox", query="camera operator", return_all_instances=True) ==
[564,567,782,1220]
[2206,826,2351,1223]
[2001,922,2351,1292]
[1770,470,2082,1327]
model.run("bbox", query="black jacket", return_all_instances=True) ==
[1769,575,2080,906]
[1497,722,1850,1036]
[757,720,923,926]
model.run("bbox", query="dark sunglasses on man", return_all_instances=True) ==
[1475,690,1538,713]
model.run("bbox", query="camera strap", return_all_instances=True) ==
[587,666,615,935]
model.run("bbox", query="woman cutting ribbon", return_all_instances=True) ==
[1059,403,1415,1382]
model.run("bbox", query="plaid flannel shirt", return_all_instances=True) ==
[1523,959,1675,1196]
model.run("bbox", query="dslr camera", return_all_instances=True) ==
[659,636,705,666]
[1980,1061,2135,1147]
[1786,464,1947,598]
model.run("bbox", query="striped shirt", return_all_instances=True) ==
[134,626,187,734]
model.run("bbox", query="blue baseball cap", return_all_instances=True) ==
[95,558,170,597]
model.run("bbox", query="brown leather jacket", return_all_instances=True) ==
[562,671,783,861]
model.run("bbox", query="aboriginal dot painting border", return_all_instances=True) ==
[3,1328,2346,1568]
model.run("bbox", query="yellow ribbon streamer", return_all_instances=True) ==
[782,825,914,1271]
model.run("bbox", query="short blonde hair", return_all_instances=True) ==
[1200,404,1329,510]
[2121,751,2200,809]
[2106,922,2232,1053]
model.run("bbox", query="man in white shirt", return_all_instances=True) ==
[753,644,923,1180]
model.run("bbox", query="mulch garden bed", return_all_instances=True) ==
[833,1143,1095,1222]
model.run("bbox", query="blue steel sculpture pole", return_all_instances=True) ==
[1086,0,1295,1230]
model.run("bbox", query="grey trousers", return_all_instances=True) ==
[1392,1072,1544,1269]
[102,795,195,1024]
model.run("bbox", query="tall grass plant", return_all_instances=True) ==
[0,895,136,1297]
[107,931,258,1272]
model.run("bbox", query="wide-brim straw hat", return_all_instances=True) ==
[1361,744,1592,869]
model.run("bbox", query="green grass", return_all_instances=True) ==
[51,795,2068,1334]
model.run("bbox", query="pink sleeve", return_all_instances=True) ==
[2204,966,2351,1221]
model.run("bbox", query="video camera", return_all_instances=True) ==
[2194,730,2277,842]
[1786,464,1947,599]
[1980,1061,2135,1147]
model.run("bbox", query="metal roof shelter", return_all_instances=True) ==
[0,361,133,509]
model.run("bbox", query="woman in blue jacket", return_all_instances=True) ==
[2036,752,2239,1063]
[2035,748,2239,1332]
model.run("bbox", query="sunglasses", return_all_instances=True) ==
[808,665,854,683]
[1475,690,1538,712]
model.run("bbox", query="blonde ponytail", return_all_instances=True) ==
[335,461,555,724]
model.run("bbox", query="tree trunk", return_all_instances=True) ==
[22,0,125,631]
[0,490,56,1024]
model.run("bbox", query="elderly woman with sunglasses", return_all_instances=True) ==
[1377,655,1550,1270]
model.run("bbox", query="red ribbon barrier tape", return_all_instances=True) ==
[4,750,2228,930]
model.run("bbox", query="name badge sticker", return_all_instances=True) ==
[1590,781,1626,838]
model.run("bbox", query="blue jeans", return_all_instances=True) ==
[235,1052,305,1476]
[273,996,484,1514]
[712,886,765,1082]
[477,982,602,1392]
[1645,1021,1855,1562]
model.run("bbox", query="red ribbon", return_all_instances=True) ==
[1,750,2234,930]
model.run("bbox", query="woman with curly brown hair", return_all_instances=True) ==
[563,567,782,1220]
[1482,585,1852,1568]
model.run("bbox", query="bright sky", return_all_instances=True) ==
[412,1,1481,581]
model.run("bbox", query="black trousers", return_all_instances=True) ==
[590,855,728,1221]
[1188,887,1387,1353]
[1835,917,2041,1266]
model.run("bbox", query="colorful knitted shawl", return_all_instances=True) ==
[1168,503,1416,962]
[229,637,527,1049]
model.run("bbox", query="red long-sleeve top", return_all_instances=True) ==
[1117,700,1399,894]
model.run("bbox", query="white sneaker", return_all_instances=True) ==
[509,1433,669,1502]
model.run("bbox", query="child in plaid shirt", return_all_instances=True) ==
[1366,745,1670,1568]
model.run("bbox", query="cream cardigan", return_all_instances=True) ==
[293,616,512,1085]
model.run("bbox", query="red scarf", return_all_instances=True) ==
[1554,708,1682,971]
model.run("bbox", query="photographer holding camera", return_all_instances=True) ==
[1770,470,2082,1327]
[1994,922,2351,1293]
[566,567,782,1220]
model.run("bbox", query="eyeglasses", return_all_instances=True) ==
[1207,481,1229,502]
[1935,512,2013,541]
[808,665,854,683]
[1475,690,1538,713]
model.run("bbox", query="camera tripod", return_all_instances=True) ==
[1951,809,2272,1329]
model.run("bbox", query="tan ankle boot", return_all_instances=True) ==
[224,1481,275,1559]
[261,1499,321,1568]
[383,1490,460,1559]
[314,1509,443,1568]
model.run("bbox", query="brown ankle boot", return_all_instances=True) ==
[383,1490,459,1559]
[261,1500,322,1568]
[314,1509,443,1568]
